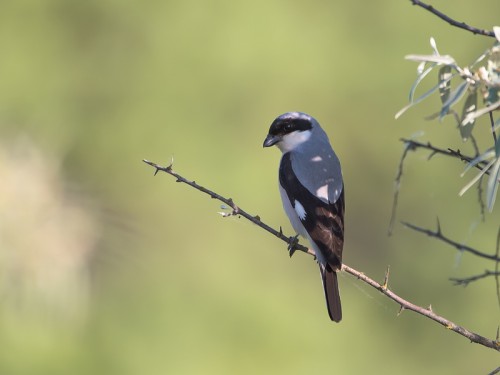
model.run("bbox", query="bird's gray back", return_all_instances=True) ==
[289,127,343,204]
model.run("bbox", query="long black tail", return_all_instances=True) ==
[320,264,342,322]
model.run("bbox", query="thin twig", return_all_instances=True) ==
[143,158,500,352]
[496,228,500,307]
[450,270,500,286]
[402,221,500,262]
[389,138,489,235]
[399,138,490,173]
[388,141,415,236]
[410,0,496,38]
[490,111,498,145]
[470,136,486,220]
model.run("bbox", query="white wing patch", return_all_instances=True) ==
[311,155,322,162]
[316,184,329,201]
[294,200,307,220]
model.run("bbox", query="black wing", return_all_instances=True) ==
[279,152,344,269]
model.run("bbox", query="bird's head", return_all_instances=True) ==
[263,112,315,153]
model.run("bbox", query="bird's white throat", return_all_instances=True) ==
[277,130,312,153]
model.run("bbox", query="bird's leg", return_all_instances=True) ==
[287,234,300,257]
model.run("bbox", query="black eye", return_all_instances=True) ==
[284,123,293,132]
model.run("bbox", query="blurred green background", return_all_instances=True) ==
[0,1,499,374]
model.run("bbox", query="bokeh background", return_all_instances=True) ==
[0,1,499,374]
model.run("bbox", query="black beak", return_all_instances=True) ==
[263,134,280,148]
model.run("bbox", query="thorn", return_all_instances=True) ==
[496,326,499,342]
[154,168,160,176]
[427,304,433,312]
[308,247,317,260]
[436,217,442,235]
[397,305,405,316]
[279,226,283,236]
[254,215,261,221]
[382,265,390,290]
[288,235,300,258]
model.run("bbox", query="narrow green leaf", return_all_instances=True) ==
[417,61,426,75]
[405,54,455,65]
[440,81,470,121]
[471,48,490,67]
[430,37,439,54]
[494,26,500,43]
[460,158,495,196]
[461,148,496,176]
[460,91,477,141]
[438,66,453,104]
[395,81,441,119]
[486,154,500,211]
[461,99,500,127]
[409,63,437,102]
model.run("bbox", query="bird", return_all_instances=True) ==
[263,112,345,322]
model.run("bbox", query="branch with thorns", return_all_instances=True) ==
[402,220,500,262]
[389,138,500,301]
[448,228,500,308]
[388,138,487,235]
[143,158,500,352]
[450,270,500,287]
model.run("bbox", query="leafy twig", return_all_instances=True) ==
[410,0,496,38]
[143,158,500,352]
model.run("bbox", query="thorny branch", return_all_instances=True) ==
[389,137,500,296]
[143,158,500,352]
[450,270,500,286]
[410,0,496,38]
[388,138,488,235]
[402,221,500,262]
[497,228,500,307]
[388,141,413,236]
[399,139,490,173]
[449,228,500,309]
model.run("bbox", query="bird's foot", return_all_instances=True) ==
[287,234,300,258]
